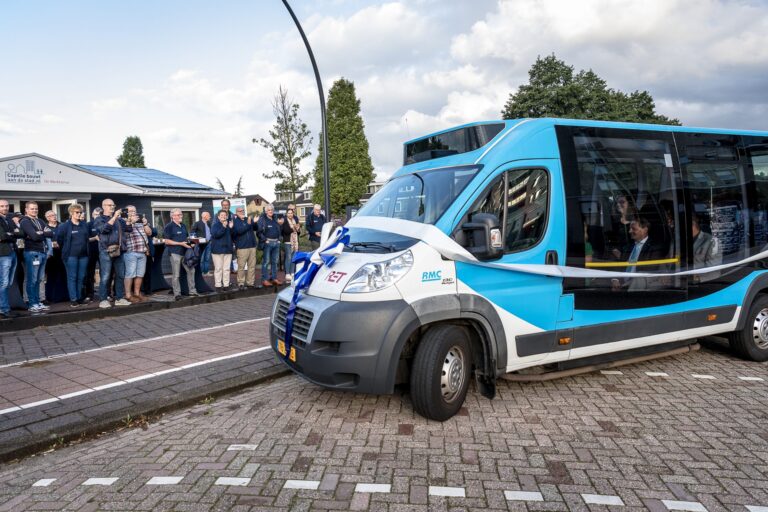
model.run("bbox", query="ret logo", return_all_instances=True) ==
[325,271,347,283]
[421,270,442,282]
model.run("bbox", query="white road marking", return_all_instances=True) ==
[214,477,251,486]
[82,477,118,486]
[582,494,624,506]
[0,317,270,369]
[32,479,56,487]
[227,444,259,451]
[738,376,764,382]
[600,370,624,375]
[0,346,271,417]
[283,480,320,490]
[355,483,391,493]
[645,372,669,377]
[429,486,465,497]
[691,374,716,380]
[504,490,544,501]
[662,500,708,511]
[746,506,768,512]
[146,476,183,485]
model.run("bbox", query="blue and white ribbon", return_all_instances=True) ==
[345,216,768,279]
[282,225,350,360]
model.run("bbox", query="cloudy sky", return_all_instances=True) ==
[2,0,767,199]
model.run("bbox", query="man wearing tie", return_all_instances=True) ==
[612,217,663,291]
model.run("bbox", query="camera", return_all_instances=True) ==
[120,208,129,218]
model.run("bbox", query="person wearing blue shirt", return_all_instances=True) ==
[257,205,282,286]
[93,199,133,308]
[56,203,90,307]
[164,208,197,300]
[84,207,102,301]
[18,202,54,313]
[192,211,213,274]
[210,210,234,292]
[0,199,22,319]
[305,204,326,250]
[232,207,258,289]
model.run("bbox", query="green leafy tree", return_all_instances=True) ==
[257,86,313,203]
[502,54,680,125]
[116,135,147,168]
[313,78,375,216]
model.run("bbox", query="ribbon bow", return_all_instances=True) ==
[281,226,350,361]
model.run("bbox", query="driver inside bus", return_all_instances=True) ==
[611,217,664,291]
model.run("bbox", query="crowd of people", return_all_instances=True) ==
[0,197,327,318]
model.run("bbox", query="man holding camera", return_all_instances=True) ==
[164,208,198,300]
[93,198,133,308]
[123,206,152,303]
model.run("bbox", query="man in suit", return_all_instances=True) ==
[692,216,721,269]
[612,217,664,291]
[193,212,212,274]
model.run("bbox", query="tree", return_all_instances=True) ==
[233,175,244,197]
[312,78,375,217]
[257,86,313,203]
[215,178,226,191]
[116,136,147,168]
[502,54,680,125]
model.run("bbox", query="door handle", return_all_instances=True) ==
[545,250,558,265]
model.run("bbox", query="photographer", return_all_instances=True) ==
[84,207,102,301]
[123,206,152,303]
[19,201,54,312]
[93,198,133,308]
[164,208,198,300]
[0,199,22,318]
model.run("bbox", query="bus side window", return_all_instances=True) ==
[504,169,549,253]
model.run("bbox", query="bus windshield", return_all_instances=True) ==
[356,166,479,224]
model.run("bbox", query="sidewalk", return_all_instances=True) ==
[0,294,288,462]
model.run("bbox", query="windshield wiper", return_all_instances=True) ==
[347,241,396,252]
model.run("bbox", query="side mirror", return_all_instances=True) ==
[461,213,503,261]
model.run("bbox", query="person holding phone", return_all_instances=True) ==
[210,210,234,291]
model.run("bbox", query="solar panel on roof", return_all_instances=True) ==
[78,165,211,190]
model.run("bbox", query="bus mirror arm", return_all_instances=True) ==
[461,213,503,261]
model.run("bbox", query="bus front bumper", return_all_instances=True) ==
[270,290,419,394]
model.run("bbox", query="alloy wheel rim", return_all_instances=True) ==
[753,308,768,350]
[441,345,466,403]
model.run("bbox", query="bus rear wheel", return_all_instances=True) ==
[729,294,768,362]
[410,325,471,421]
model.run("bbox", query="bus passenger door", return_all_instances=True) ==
[453,160,568,367]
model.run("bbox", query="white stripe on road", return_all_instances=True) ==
[429,486,465,497]
[215,477,251,486]
[691,374,716,380]
[645,372,669,377]
[504,490,544,501]
[147,476,184,485]
[355,483,391,493]
[662,500,708,511]
[0,346,271,417]
[283,480,320,490]
[0,317,270,369]
[738,376,765,382]
[600,370,623,375]
[746,506,768,512]
[582,494,624,506]
[32,479,56,487]
[82,477,118,486]
[227,444,259,451]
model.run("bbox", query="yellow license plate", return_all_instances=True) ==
[277,340,296,362]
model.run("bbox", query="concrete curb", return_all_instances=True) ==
[0,284,285,333]
[0,351,289,464]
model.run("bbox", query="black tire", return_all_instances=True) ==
[410,324,472,421]
[729,294,768,362]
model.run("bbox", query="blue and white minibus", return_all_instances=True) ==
[271,118,768,420]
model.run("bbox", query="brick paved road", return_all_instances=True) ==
[1,339,766,511]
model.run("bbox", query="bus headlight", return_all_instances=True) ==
[343,251,414,293]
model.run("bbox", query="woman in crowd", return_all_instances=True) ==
[210,209,233,292]
[56,204,90,307]
[281,208,301,283]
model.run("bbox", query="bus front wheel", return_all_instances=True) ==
[410,325,471,421]
[729,294,768,362]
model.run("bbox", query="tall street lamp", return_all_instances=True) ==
[281,0,331,219]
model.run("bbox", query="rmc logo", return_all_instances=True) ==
[421,270,442,282]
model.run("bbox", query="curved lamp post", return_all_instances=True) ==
[282,0,331,219]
